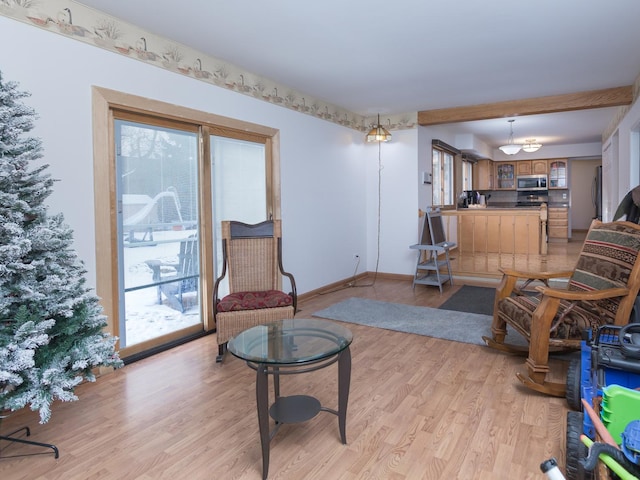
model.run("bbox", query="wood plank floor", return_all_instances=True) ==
[0,237,585,479]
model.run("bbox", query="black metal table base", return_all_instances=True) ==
[0,426,59,459]
[254,346,351,480]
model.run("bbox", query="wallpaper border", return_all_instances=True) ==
[0,0,417,134]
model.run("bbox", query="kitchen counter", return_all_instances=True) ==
[442,206,547,255]
[459,203,545,209]
[461,202,567,210]
[487,205,540,209]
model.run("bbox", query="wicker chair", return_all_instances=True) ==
[213,220,297,362]
[483,219,640,396]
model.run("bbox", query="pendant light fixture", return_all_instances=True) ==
[498,119,522,155]
[357,113,391,289]
[366,114,392,143]
[522,139,543,153]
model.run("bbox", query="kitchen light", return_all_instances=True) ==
[366,114,392,143]
[498,119,522,155]
[522,139,543,153]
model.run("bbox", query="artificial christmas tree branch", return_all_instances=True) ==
[0,71,122,457]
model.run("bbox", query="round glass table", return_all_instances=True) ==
[228,318,353,480]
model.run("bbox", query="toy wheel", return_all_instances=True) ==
[566,411,593,480]
[566,357,582,411]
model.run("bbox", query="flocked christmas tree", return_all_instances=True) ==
[0,71,122,424]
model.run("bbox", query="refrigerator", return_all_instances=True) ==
[592,165,602,220]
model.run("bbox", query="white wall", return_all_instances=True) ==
[603,96,640,221]
[0,16,425,295]
[364,128,419,276]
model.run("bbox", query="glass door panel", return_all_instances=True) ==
[210,135,267,298]
[211,135,267,224]
[116,120,201,348]
[443,152,454,205]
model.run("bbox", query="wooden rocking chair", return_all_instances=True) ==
[483,219,640,396]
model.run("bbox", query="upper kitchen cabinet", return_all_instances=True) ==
[517,161,532,175]
[517,160,549,176]
[495,161,516,190]
[532,160,548,174]
[473,159,494,190]
[549,159,568,189]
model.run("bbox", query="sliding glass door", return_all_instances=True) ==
[92,87,281,360]
[115,119,201,348]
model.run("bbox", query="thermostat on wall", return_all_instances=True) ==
[422,172,432,184]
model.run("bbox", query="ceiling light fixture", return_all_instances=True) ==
[498,119,522,155]
[522,139,543,153]
[366,114,392,143]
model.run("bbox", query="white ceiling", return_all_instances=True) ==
[76,0,640,149]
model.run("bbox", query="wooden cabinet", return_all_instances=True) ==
[532,159,548,174]
[473,159,494,190]
[549,159,568,189]
[495,162,516,190]
[517,161,532,175]
[448,209,544,254]
[517,160,548,176]
[548,207,569,242]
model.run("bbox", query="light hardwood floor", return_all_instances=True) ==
[0,236,585,479]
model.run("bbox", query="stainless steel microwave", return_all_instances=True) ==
[516,174,547,191]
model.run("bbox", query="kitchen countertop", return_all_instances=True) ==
[489,206,541,210]
[457,202,570,209]
[453,206,543,211]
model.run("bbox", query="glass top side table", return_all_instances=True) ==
[228,318,353,480]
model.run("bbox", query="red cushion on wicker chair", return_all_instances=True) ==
[217,290,293,312]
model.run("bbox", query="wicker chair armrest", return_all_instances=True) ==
[277,237,297,312]
[212,240,229,310]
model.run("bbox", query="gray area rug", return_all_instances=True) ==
[438,285,496,316]
[313,297,502,346]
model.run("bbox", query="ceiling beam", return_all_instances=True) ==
[417,86,633,126]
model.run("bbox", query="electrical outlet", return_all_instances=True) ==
[562,193,567,199]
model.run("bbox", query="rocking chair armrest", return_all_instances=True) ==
[495,268,574,302]
[535,285,630,301]
[498,268,574,280]
[526,286,630,366]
